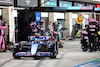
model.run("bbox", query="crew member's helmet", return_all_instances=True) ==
[40,20,44,25]
[30,23,35,28]
[52,21,57,26]
[92,20,97,25]
[89,19,98,25]
[30,23,35,26]
[58,21,61,24]
[0,20,6,26]
[89,19,94,23]
[94,20,98,24]
[58,21,61,26]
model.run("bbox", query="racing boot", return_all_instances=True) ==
[0,49,1,52]
[59,42,63,48]
[89,43,93,52]
[99,44,100,51]
[89,50,93,52]
[98,43,100,51]
[2,50,6,52]
[94,44,97,51]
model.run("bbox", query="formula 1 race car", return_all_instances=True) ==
[13,35,58,59]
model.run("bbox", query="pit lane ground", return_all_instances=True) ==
[0,38,100,67]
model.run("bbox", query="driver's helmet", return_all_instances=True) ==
[40,20,44,25]
[35,33,40,37]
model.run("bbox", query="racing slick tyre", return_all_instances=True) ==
[49,44,57,58]
[13,50,21,59]
[56,42,59,54]
[13,53,21,59]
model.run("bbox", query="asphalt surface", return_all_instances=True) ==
[0,39,100,67]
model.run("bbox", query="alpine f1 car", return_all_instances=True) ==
[13,35,58,59]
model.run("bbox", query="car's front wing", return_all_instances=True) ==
[16,52,53,57]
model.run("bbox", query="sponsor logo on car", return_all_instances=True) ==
[16,52,31,56]
[36,52,52,56]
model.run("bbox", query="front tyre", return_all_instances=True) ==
[49,52,57,58]
[13,54,21,59]
[49,44,57,58]
[13,52,21,59]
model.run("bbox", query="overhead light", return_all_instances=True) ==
[92,0,100,2]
